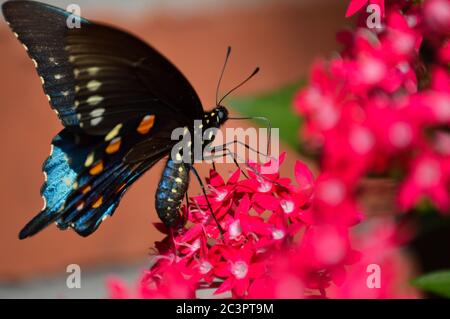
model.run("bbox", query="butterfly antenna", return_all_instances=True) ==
[219,67,260,105]
[216,46,232,106]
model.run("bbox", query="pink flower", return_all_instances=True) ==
[108,267,196,299]
[327,219,420,298]
[295,0,450,217]
[398,151,450,212]
[423,0,450,35]
[214,241,266,297]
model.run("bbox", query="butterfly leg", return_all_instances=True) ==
[213,139,274,161]
[206,144,286,189]
[185,189,190,222]
[190,166,224,235]
[206,147,249,179]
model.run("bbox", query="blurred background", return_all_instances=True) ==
[0,0,351,298]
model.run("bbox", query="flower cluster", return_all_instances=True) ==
[108,154,418,298]
[108,154,365,298]
[295,0,450,214]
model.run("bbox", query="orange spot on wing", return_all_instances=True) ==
[137,115,155,134]
[81,184,91,194]
[116,183,126,193]
[106,137,121,154]
[89,160,103,175]
[92,196,103,208]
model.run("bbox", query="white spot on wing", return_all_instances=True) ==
[87,67,100,75]
[41,196,47,211]
[84,152,94,167]
[87,95,103,106]
[90,117,103,126]
[76,202,84,211]
[90,108,105,126]
[90,108,105,118]
[87,80,101,91]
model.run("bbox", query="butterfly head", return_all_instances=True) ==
[215,105,229,125]
[204,105,228,129]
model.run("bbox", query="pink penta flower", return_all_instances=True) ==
[423,0,450,34]
[214,241,266,297]
[398,151,450,212]
[327,219,420,299]
[108,266,196,299]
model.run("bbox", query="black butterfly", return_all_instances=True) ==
[3,0,259,239]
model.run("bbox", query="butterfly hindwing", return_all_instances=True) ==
[19,117,174,238]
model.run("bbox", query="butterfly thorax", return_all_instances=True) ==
[197,105,228,158]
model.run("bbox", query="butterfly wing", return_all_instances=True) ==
[2,0,203,134]
[3,1,203,238]
[19,121,175,239]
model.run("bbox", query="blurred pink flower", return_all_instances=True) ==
[327,219,420,298]
[295,0,450,215]
[398,151,450,212]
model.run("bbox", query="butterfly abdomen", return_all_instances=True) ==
[155,159,190,227]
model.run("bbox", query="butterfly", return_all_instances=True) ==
[2,0,259,239]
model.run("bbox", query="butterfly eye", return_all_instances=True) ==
[216,106,228,123]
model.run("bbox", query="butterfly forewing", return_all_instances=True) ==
[2,0,203,134]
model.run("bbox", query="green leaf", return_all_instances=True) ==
[228,81,304,150]
[412,270,450,298]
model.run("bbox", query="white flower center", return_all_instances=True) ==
[215,189,228,201]
[318,179,345,206]
[229,220,242,239]
[415,160,441,187]
[257,178,272,193]
[349,126,374,154]
[272,229,285,240]
[199,261,212,275]
[389,122,412,149]
[231,261,248,279]
[280,199,294,214]
[190,239,201,252]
